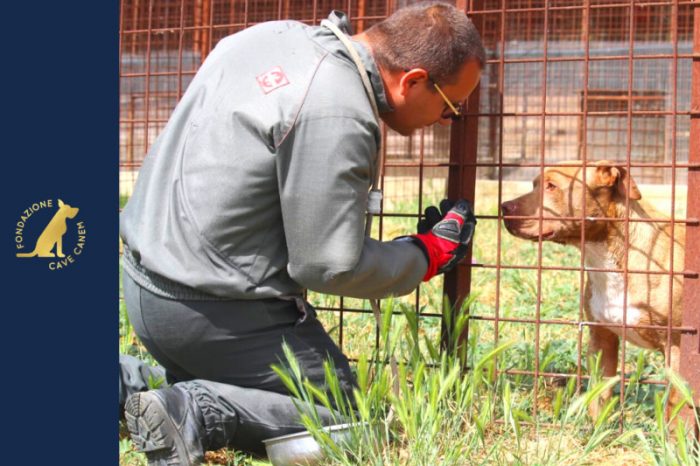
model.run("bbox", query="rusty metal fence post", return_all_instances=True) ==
[679,0,700,429]
[443,0,481,354]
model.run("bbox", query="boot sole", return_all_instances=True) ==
[125,392,195,466]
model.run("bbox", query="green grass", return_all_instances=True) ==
[272,301,699,466]
[118,189,698,465]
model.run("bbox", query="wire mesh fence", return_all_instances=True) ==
[463,0,698,428]
[119,0,699,428]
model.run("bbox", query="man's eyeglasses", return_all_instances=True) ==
[402,69,465,120]
[431,79,463,120]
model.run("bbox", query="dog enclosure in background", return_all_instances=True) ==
[119,0,699,428]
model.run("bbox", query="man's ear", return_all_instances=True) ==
[594,161,642,200]
[398,68,429,96]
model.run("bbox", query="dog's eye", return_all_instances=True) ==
[545,181,557,192]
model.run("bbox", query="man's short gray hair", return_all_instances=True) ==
[366,1,486,85]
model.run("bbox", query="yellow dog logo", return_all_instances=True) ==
[16,199,79,258]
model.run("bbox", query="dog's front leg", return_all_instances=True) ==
[666,343,684,429]
[587,325,619,420]
[56,235,64,257]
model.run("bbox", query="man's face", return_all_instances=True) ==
[381,60,482,136]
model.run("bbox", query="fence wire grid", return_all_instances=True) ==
[119,0,700,429]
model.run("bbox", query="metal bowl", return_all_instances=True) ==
[263,423,355,466]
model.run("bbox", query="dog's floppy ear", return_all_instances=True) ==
[594,161,642,200]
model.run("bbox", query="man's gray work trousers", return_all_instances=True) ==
[120,272,356,455]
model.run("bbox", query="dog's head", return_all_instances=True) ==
[501,160,641,244]
[58,199,80,219]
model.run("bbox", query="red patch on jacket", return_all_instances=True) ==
[256,66,290,94]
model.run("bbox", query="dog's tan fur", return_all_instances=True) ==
[501,160,685,418]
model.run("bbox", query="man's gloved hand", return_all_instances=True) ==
[417,199,455,234]
[410,199,476,281]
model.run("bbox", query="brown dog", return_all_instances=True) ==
[501,160,685,419]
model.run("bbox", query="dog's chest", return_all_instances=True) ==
[584,243,654,348]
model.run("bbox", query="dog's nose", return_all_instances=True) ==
[501,201,517,216]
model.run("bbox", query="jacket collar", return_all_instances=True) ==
[313,11,392,113]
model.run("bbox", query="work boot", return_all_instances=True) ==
[125,386,206,466]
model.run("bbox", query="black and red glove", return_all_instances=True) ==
[405,199,477,281]
[417,199,455,234]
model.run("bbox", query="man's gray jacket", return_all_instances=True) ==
[120,12,428,301]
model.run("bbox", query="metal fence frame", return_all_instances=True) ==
[119,0,699,429]
[451,0,699,428]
